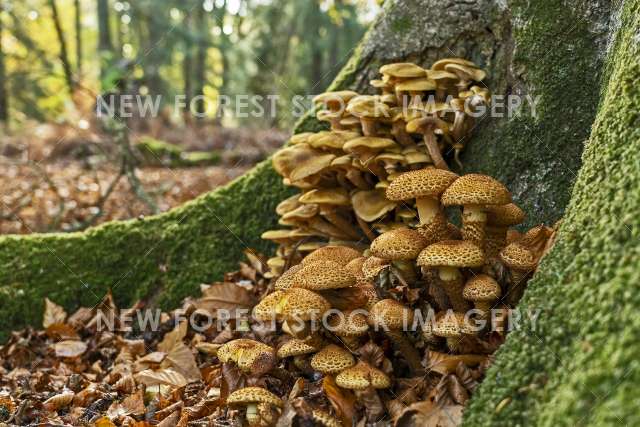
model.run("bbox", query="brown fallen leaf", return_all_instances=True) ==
[161,341,202,382]
[43,298,67,328]
[135,369,187,387]
[320,287,368,311]
[107,390,145,418]
[195,282,258,316]
[43,391,75,411]
[158,321,188,353]
[45,323,79,340]
[53,340,87,358]
[396,400,463,427]
[426,351,487,375]
[323,376,356,427]
[94,417,117,427]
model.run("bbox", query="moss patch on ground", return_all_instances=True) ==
[0,161,293,341]
[463,0,640,425]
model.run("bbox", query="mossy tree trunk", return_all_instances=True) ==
[1,0,638,423]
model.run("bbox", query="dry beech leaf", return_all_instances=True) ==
[43,390,75,411]
[446,375,469,405]
[158,321,188,353]
[396,400,463,427]
[45,322,79,340]
[157,411,181,427]
[426,351,487,375]
[195,282,257,316]
[108,390,145,418]
[94,417,117,427]
[320,287,367,311]
[43,298,67,328]
[135,368,187,388]
[53,340,87,358]
[161,341,202,382]
[323,376,356,427]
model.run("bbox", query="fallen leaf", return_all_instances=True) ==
[158,321,188,353]
[53,340,87,358]
[43,298,67,328]
[323,376,356,427]
[320,287,367,311]
[396,400,463,427]
[161,341,202,382]
[426,351,487,375]
[45,323,79,340]
[94,417,117,427]
[135,369,187,388]
[43,391,75,411]
[195,282,257,316]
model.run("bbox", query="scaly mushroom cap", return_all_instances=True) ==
[441,174,511,207]
[276,338,318,359]
[500,243,537,270]
[278,288,332,321]
[352,190,397,222]
[386,168,459,201]
[370,228,429,260]
[433,312,473,338]
[299,188,351,206]
[227,387,284,408]
[274,264,304,291]
[312,409,343,427]
[362,256,390,280]
[335,361,391,390]
[327,310,369,337]
[313,91,359,110]
[486,203,525,226]
[253,291,286,321]
[380,63,426,78]
[217,339,276,374]
[463,274,502,302]
[417,240,485,268]
[368,299,414,330]
[344,257,367,282]
[431,57,478,71]
[293,260,356,290]
[302,245,362,266]
[310,344,355,374]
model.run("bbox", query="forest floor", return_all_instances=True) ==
[0,123,287,234]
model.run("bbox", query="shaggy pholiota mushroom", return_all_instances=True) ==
[291,260,356,291]
[405,106,451,170]
[441,173,512,246]
[298,188,361,240]
[386,167,459,239]
[368,299,423,375]
[217,339,276,376]
[310,344,356,374]
[369,227,429,283]
[301,245,362,266]
[277,337,319,371]
[463,274,502,318]
[417,240,485,312]
[226,387,284,427]
[326,310,370,350]
[484,203,526,260]
[335,360,391,419]
[432,312,475,352]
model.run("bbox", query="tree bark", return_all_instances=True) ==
[97,0,112,82]
[74,0,82,76]
[0,2,8,126]
[194,3,208,118]
[48,0,75,93]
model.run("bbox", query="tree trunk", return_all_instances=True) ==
[48,0,75,93]
[97,0,112,82]
[1,2,638,425]
[194,3,208,118]
[0,2,8,126]
[74,0,82,76]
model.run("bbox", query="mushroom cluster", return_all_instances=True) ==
[234,60,556,425]
[266,59,491,275]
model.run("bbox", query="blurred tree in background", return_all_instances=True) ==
[0,0,374,131]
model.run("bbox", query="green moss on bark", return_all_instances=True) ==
[0,161,293,341]
[464,1,640,425]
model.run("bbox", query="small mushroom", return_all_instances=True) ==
[335,360,391,390]
[386,168,459,239]
[277,337,319,371]
[484,203,526,259]
[326,310,370,350]
[311,409,343,427]
[346,96,392,136]
[343,136,399,175]
[292,260,356,291]
[394,77,437,107]
[441,174,512,246]
[443,63,486,90]
[217,339,276,376]
[368,299,422,375]
[302,245,362,266]
[462,274,502,318]
[427,69,459,101]
[432,312,475,352]
[369,227,429,283]
[299,188,360,239]
[310,344,355,374]
[417,240,485,312]
[226,387,284,427]
[405,109,451,170]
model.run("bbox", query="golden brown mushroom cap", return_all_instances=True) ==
[278,288,332,321]
[227,387,284,408]
[293,260,356,290]
[217,339,276,374]
[272,145,318,179]
[463,274,502,302]
[380,63,426,78]
[486,203,526,226]
[313,91,359,110]
[432,312,472,338]
[299,188,351,206]
[395,77,437,92]
[310,344,355,374]
[444,63,487,82]
[441,174,512,207]
[417,240,485,268]
[312,409,342,427]
[499,243,537,270]
[351,190,397,222]
[327,310,369,337]
[253,291,286,321]
[431,57,477,71]
[344,256,367,282]
[386,168,459,201]
[368,299,414,330]
[335,361,391,390]
[343,136,399,155]
[370,228,429,260]
[274,264,304,291]
[302,245,362,266]
[276,338,318,359]
[362,257,390,280]
[289,153,336,183]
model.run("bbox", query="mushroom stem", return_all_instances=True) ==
[437,267,470,312]
[461,205,488,245]
[386,330,424,375]
[345,169,371,190]
[445,336,464,353]
[321,210,361,240]
[391,260,418,284]
[415,197,441,225]
[475,301,493,317]
[361,117,377,136]
[506,269,530,306]
[355,215,377,242]
[330,116,344,131]
[246,403,258,425]
[391,121,415,146]
[422,128,449,170]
